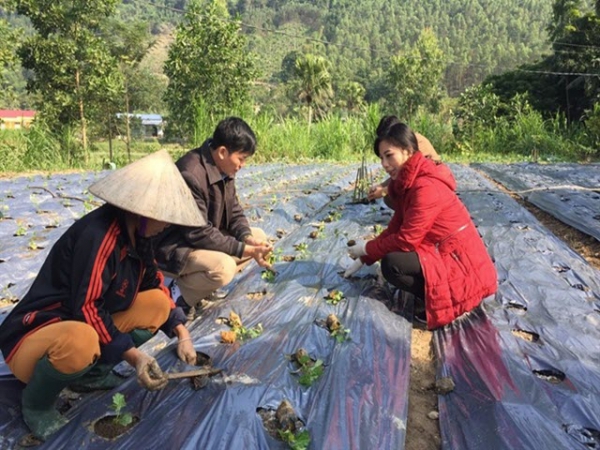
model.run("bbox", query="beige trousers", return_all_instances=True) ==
[165,227,267,307]
[7,289,171,382]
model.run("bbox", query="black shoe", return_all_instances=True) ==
[209,289,228,301]
[414,310,427,325]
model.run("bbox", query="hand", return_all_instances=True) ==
[244,243,274,269]
[244,235,268,247]
[177,338,197,365]
[344,259,363,278]
[348,240,368,259]
[135,353,168,391]
[368,184,386,201]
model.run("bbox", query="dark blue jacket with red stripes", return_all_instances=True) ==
[0,204,186,364]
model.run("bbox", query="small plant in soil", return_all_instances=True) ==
[278,429,311,450]
[289,349,324,387]
[324,210,341,223]
[14,222,27,237]
[322,313,351,343]
[111,393,133,427]
[259,400,310,450]
[93,393,137,440]
[373,224,384,235]
[293,242,309,259]
[261,268,277,283]
[220,311,263,343]
[324,290,345,305]
[28,236,38,250]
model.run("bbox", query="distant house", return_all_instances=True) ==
[115,113,164,138]
[0,110,36,130]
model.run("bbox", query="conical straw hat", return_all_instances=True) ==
[89,149,205,227]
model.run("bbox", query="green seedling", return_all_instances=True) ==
[374,224,384,235]
[111,393,133,427]
[14,222,27,237]
[220,311,263,342]
[295,353,324,387]
[237,323,263,341]
[278,429,311,450]
[325,210,342,222]
[267,248,283,266]
[261,269,277,283]
[324,290,345,305]
[28,237,38,250]
[331,327,351,343]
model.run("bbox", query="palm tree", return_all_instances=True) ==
[293,54,333,128]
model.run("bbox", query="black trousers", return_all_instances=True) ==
[381,251,425,311]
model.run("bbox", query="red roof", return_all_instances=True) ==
[0,110,36,118]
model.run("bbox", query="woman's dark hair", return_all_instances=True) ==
[211,117,256,155]
[373,122,419,157]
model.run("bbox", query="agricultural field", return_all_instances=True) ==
[0,161,599,449]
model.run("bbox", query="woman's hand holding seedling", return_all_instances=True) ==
[367,183,386,201]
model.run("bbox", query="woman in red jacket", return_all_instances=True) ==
[345,122,497,329]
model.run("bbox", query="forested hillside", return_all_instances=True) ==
[2,0,556,107]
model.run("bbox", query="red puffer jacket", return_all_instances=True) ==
[363,152,497,329]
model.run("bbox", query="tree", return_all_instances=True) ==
[102,20,154,161]
[14,0,121,160]
[290,53,333,127]
[385,28,446,118]
[163,0,257,142]
[548,0,583,41]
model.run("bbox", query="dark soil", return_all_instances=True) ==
[257,400,304,441]
[93,415,139,440]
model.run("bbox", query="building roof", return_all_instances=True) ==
[0,110,36,119]
[116,113,163,126]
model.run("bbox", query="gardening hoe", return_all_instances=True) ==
[167,367,223,380]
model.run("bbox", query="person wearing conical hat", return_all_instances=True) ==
[0,150,205,441]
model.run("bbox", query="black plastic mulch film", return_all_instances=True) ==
[0,162,598,449]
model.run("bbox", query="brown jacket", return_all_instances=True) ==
[154,140,251,274]
[415,133,440,161]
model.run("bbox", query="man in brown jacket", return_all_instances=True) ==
[154,117,272,315]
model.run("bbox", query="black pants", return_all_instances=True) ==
[381,252,425,311]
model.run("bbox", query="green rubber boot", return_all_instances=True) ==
[22,356,92,440]
[69,362,124,393]
[129,329,154,348]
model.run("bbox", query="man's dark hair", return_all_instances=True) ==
[375,115,401,137]
[211,117,256,155]
[374,122,419,157]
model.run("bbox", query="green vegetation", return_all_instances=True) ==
[278,429,311,450]
[0,0,598,173]
[324,290,345,306]
[236,323,264,341]
[261,268,277,283]
[111,393,133,427]
[294,354,324,387]
[331,326,351,344]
